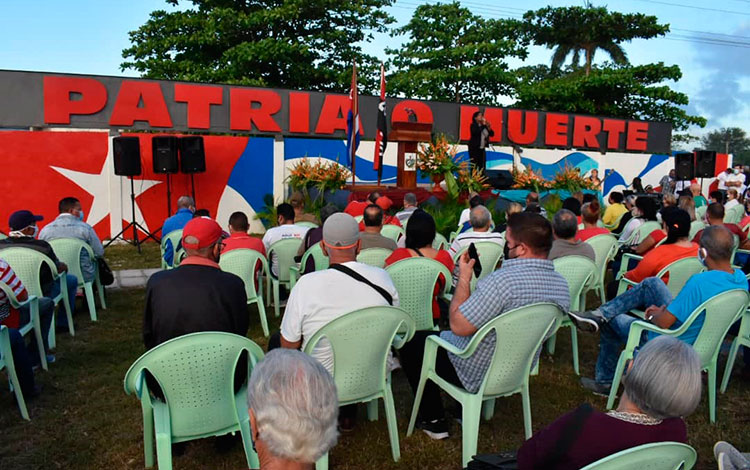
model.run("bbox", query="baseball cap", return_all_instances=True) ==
[9,210,44,231]
[375,196,393,211]
[323,213,360,248]
[182,217,224,250]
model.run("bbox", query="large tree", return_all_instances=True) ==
[522,6,669,76]
[514,63,707,132]
[386,1,528,104]
[701,127,750,163]
[121,0,394,92]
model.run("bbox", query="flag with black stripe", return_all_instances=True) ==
[373,63,387,183]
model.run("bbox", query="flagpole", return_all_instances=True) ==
[351,63,357,188]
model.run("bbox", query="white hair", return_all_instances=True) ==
[247,349,339,463]
[177,195,195,209]
[469,205,491,229]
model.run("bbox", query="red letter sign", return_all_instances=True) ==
[545,114,569,147]
[174,84,223,129]
[626,121,649,151]
[392,100,434,124]
[602,119,626,150]
[289,92,310,133]
[230,89,282,132]
[459,106,479,141]
[315,95,350,134]
[507,110,538,145]
[109,81,173,127]
[572,116,602,148]
[44,76,107,124]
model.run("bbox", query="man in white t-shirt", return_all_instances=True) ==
[457,194,494,233]
[261,203,309,277]
[717,168,731,191]
[725,188,741,210]
[726,165,747,194]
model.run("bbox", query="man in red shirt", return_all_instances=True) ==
[222,212,265,256]
[692,203,749,248]
[344,192,380,217]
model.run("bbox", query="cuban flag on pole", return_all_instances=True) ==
[373,62,387,185]
[346,63,361,181]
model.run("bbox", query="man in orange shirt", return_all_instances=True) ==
[222,212,265,256]
[344,191,380,217]
[692,203,750,249]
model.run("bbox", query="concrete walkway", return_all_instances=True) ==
[110,268,160,289]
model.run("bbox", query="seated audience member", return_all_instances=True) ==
[714,441,750,470]
[612,195,636,234]
[740,199,750,229]
[386,210,453,323]
[725,188,741,210]
[619,196,658,246]
[524,192,547,217]
[632,177,645,193]
[192,209,211,218]
[289,192,319,225]
[573,191,584,204]
[395,192,419,225]
[161,196,195,266]
[692,203,750,249]
[570,226,747,395]
[375,196,402,227]
[143,217,248,349]
[0,260,45,398]
[661,193,677,208]
[562,197,582,224]
[602,192,628,229]
[399,212,569,439]
[548,209,595,262]
[517,336,700,470]
[295,204,339,273]
[493,202,522,234]
[39,197,105,284]
[449,206,504,258]
[222,212,265,255]
[344,192,379,218]
[247,349,338,470]
[359,205,398,251]
[458,194,493,233]
[709,190,724,205]
[279,213,399,429]
[575,201,609,241]
[261,203,310,277]
[679,194,697,221]
[691,183,707,208]
[1,210,78,327]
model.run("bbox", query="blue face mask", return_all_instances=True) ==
[78,210,85,222]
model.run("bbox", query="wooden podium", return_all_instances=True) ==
[389,121,432,189]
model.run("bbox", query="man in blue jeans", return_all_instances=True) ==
[570,225,748,395]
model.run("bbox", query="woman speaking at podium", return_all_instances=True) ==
[468,111,494,170]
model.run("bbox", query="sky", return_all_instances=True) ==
[0,0,748,139]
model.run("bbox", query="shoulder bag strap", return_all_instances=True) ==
[412,248,425,257]
[329,264,393,305]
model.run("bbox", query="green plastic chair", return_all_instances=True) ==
[452,241,504,289]
[354,215,364,223]
[0,247,73,350]
[584,234,618,303]
[304,306,415,470]
[0,325,29,420]
[386,257,452,331]
[720,307,750,392]
[406,303,564,467]
[267,238,303,317]
[289,243,329,289]
[449,230,459,243]
[0,233,7,240]
[356,247,393,268]
[695,205,707,221]
[549,256,597,375]
[124,332,265,470]
[432,232,449,251]
[616,255,703,298]
[380,224,404,242]
[724,204,744,224]
[580,442,697,470]
[49,238,107,322]
[296,221,318,229]
[160,229,184,270]
[219,249,271,337]
[688,220,706,240]
[0,282,47,371]
[606,289,749,423]
[619,221,661,246]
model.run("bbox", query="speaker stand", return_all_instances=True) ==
[105,177,160,253]
[190,173,197,206]
[166,173,172,217]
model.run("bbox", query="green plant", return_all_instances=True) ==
[422,196,465,238]
[542,194,563,220]
[416,134,461,179]
[457,162,490,195]
[254,194,278,229]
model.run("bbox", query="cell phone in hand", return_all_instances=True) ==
[468,242,482,278]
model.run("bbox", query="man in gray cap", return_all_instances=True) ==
[278,212,399,430]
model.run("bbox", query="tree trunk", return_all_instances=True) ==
[585,47,592,76]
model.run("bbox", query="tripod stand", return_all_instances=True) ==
[106,176,160,253]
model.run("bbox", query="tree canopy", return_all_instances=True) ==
[385,1,527,104]
[701,127,750,163]
[121,0,394,92]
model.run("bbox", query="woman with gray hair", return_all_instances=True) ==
[247,349,339,469]
[517,336,701,470]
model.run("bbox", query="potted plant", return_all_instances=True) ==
[416,134,461,194]
[287,157,351,205]
[511,166,550,193]
[457,162,490,195]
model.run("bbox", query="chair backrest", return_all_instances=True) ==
[356,248,393,268]
[0,247,59,297]
[724,204,744,224]
[299,243,329,274]
[160,229,184,268]
[553,256,597,311]
[0,233,7,240]
[432,232,449,251]
[0,279,29,309]
[268,238,303,282]
[580,442,697,470]
[585,234,618,282]
[219,249,268,301]
[0,325,10,370]
[453,241,504,282]
[695,205,707,221]
[605,211,626,230]
[48,238,93,283]
[296,221,318,229]
[470,303,563,396]
[386,257,452,330]
[621,221,661,245]
[688,220,705,241]
[124,332,264,439]
[380,224,404,242]
[655,256,704,297]
[304,306,415,403]
[688,289,749,367]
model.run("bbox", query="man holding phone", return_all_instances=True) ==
[399,212,570,440]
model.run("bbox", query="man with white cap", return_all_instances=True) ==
[143,217,248,349]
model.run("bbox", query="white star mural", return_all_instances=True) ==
[51,161,162,234]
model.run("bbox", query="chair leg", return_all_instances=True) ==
[5,352,29,420]
[84,283,97,322]
[60,279,74,332]
[406,375,428,436]
[315,453,329,470]
[96,279,107,310]
[607,352,629,410]
[481,398,495,421]
[47,308,56,351]
[720,338,740,393]
[383,387,401,462]
[545,333,557,355]
[570,327,580,376]
[708,364,717,423]
[31,302,47,371]
[367,399,378,421]
[255,299,270,338]
[273,281,280,318]
[461,398,481,468]
[521,383,533,439]
[155,433,173,470]
[142,407,155,468]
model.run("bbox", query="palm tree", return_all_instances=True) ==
[550,41,628,76]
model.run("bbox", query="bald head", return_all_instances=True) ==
[690,183,701,196]
[469,205,491,231]
[700,225,734,262]
[552,209,578,240]
[177,196,195,210]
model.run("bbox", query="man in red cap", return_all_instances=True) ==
[356,195,402,231]
[143,217,249,349]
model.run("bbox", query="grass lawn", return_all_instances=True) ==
[1,287,748,469]
[105,242,162,270]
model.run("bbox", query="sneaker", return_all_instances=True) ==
[580,377,611,397]
[568,310,603,333]
[715,442,750,469]
[417,419,450,440]
[717,453,731,470]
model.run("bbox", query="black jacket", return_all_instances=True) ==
[468,122,494,150]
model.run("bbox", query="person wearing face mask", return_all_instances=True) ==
[39,197,104,284]
[726,165,747,195]
[143,217,248,349]
[261,203,310,278]
[618,197,658,246]
[0,210,78,331]
[569,225,748,396]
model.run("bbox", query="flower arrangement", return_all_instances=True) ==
[550,164,599,192]
[416,134,461,179]
[511,166,550,192]
[287,158,351,196]
[457,162,490,194]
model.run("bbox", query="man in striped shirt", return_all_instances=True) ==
[449,206,504,284]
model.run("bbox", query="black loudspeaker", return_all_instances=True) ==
[152,136,179,174]
[674,152,695,180]
[695,150,717,178]
[486,169,514,190]
[113,137,142,176]
[180,136,206,173]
